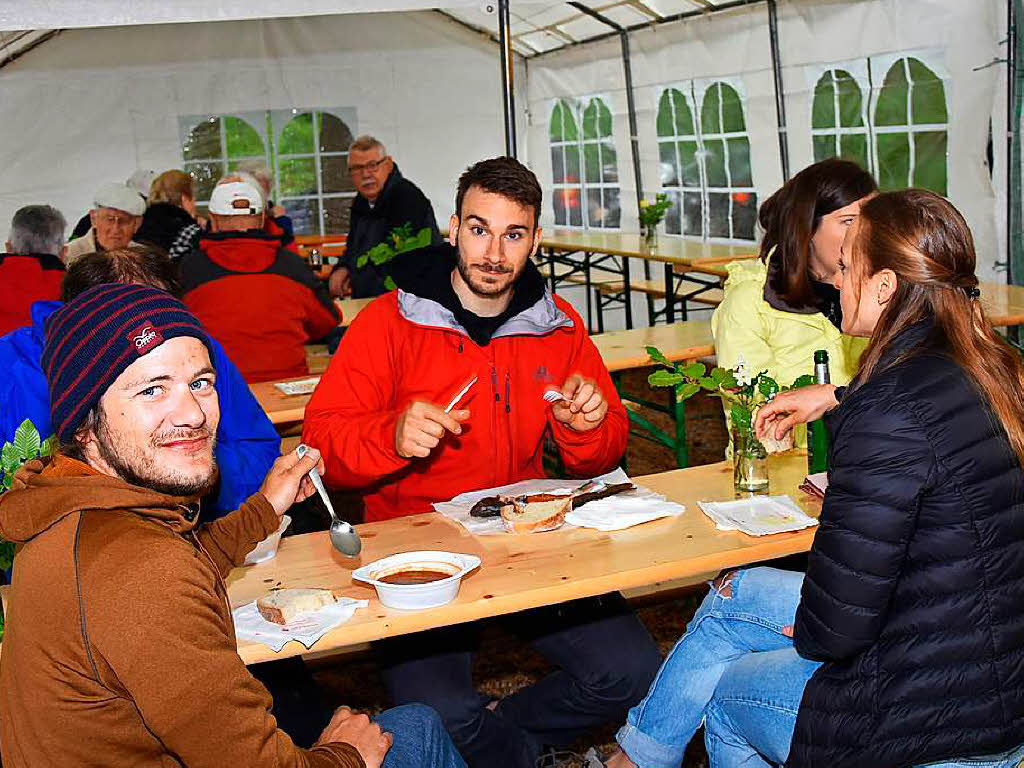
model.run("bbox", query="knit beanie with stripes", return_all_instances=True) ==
[42,283,215,443]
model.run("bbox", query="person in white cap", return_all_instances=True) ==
[65,182,146,266]
[179,175,338,383]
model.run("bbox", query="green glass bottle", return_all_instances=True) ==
[807,349,830,474]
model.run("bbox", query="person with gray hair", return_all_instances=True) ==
[235,158,296,246]
[65,182,146,266]
[0,204,67,335]
[328,134,440,299]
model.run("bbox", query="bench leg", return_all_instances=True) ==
[595,287,605,333]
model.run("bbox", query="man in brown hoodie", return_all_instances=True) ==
[0,283,466,768]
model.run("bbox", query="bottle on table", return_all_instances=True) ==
[807,349,830,474]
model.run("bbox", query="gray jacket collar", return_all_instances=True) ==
[397,289,573,340]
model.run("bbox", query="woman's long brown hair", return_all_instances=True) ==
[759,158,876,308]
[854,189,1024,465]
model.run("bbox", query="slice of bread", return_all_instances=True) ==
[500,495,571,534]
[256,588,338,626]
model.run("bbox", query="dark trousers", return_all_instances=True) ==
[250,656,333,748]
[378,593,662,768]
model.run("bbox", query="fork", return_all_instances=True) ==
[543,389,568,404]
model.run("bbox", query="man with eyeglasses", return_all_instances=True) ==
[328,135,441,299]
[64,182,146,266]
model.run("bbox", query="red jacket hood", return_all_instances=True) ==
[199,233,281,273]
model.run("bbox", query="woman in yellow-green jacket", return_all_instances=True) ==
[712,158,875,448]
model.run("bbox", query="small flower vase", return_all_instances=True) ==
[733,427,769,493]
[642,222,658,250]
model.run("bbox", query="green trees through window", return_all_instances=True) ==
[656,82,757,241]
[180,109,356,235]
[549,97,620,229]
[811,57,948,196]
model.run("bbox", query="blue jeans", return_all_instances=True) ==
[377,703,468,768]
[615,567,1024,768]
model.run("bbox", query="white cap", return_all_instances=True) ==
[94,183,146,217]
[208,180,264,216]
[126,169,157,198]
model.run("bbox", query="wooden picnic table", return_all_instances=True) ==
[981,282,1024,327]
[540,230,758,328]
[227,451,819,664]
[254,321,716,426]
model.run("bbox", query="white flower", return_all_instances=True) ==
[734,354,751,387]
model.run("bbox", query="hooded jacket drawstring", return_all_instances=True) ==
[505,372,511,414]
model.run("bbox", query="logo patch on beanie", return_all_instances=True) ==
[128,322,163,354]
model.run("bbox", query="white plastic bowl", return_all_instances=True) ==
[352,550,481,610]
[244,515,291,565]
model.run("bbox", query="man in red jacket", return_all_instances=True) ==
[303,157,660,768]
[0,205,67,335]
[180,176,338,383]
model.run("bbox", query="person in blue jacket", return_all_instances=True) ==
[0,247,280,518]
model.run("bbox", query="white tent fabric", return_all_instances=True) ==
[0,12,527,248]
[528,0,1006,281]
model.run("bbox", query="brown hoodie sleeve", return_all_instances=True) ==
[81,522,363,768]
[196,492,280,577]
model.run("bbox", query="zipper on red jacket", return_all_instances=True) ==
[490,365,499,403]
[504,371,511,414]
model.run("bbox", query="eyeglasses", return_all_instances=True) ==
[95,212,138,227]
[348,157,388,175]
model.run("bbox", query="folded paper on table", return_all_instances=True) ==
[274,377,320,396]
[233,597,368,652]
[698,495,817,536]
[434,468,684,534]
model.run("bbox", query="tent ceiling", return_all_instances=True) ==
[2,0,746,58]
[444,0,743,55]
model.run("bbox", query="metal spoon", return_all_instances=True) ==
[296,444,361,557]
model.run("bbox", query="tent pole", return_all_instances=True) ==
[497,0,517,157]
[1008,0,1022,286]
[766,0,790,181]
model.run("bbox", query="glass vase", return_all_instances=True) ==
[642,222,658,250]
[733,427,769,493]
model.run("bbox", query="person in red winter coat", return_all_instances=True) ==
[303,157,660,768]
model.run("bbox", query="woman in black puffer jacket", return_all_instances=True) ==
[134,169,202,260]
[602,189,1024,768]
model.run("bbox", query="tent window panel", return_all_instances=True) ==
[727,138,752,187]
[321,156,356,195]
[601,142,619,184]
[683,191,704,237]
[909,59,948,123]
[839,134,870,170]
[665,190,682,235]
[279,157,317,198]
[568,189,583,227]
[703,139,728,188]
[659,142,679,186]
[224,117,264,157]
[584,143,601,184]
[679,141,701,187]
[707,192,730,239]
[551,148,566,185]
[913,131,948,195]
[282,198,321,239]
[319,113,354,153]
[323,197,353,233]
[279,113,316,155]
[812,77,837,130]
[603,188,621,228]
[732,192,758,241]
[185,162,222,201]
[565,146,581,184]
[553,187,567,226]
[184,119,222,162]
[813,134,837,163]
[876,133,911,190]
[586,189,603,227]
[837,73,865,127]
[876,62,910,126]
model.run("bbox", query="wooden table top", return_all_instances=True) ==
[334,297,373,327]
[227,452,819,664]
[980,282,1024,327]
[541,229,758,267]
[254,321,714,425]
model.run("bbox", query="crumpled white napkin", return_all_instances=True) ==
[273,377,320,396]
[232,597,368,653]
[698,495,817,536]
[434,468,684,534]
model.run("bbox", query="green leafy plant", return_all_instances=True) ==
[355,222,434,291]
[638,193,673,229]
[0,419,52,641]
[646,346,813,435]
